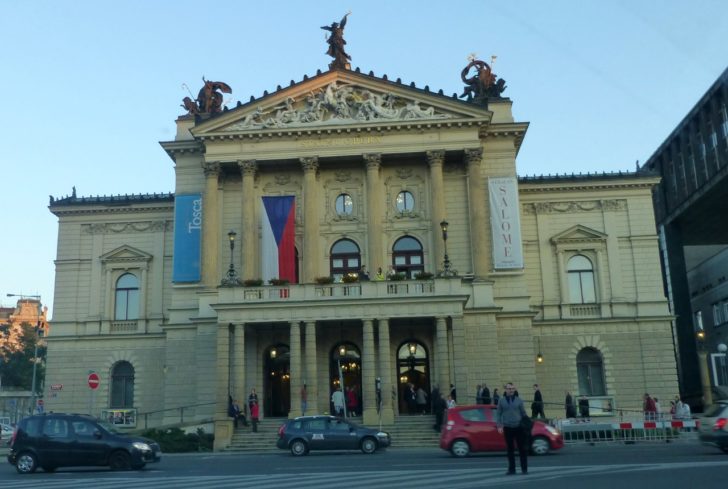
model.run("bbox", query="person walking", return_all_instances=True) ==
[405,383,417,414]
[449,383,457,403]
[496,382,529,475]
[476,384,483,404]
[531,384,545,419]
[643,393,657,420]
[565,391,577,418]
[433,393,447,432]
[492,388,500,406]
[416,386,428,414]
[481,383,491,405]
[331,387,345,417]
[430,384,440,415]
[300,384,308,416]
[248,388,259,413]
[250,400,259,432]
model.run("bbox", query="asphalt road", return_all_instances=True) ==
[1,440,727,488]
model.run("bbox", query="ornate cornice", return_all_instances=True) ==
[522,199,627,215]
[83,220,171,234]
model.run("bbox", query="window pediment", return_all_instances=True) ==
[550,225,607,247]
[100,245,153,265]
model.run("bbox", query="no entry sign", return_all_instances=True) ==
[88,372,100,390]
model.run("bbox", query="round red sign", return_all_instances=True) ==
[88,372,100,390]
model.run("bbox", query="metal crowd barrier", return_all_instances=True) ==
[556,418,700,444]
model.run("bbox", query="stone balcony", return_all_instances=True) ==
[206,279,473,323]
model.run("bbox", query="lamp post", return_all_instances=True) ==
[438,220,457,277]
[695,327,713,407]
[221,230,242,286]
[6,293,43,413]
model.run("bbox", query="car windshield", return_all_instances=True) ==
[96,420,123,435]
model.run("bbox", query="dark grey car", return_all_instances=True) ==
[698,400,728,453]
[276,415,390,456]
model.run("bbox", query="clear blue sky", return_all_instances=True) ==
[1,0,726,317]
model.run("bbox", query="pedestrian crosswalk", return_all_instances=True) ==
[3,461,728,489]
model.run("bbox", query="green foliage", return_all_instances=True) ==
[243,279,263,287]
[140,427,213,453]
[388,273,406,281]
[314,276,334,284]
[0,323,46,390]
[268,278,290,286]
[414,271,434,280]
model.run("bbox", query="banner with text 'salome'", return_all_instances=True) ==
[173,194,202,283]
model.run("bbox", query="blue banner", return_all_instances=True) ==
[173,194,202,283]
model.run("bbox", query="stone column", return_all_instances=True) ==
[465,149,490,278]
[213,323,232,451]
[289,321,302,418]
[377,318,394,424]
[451,315,468,399]
[238,160,258,281]
[698,350,714,406]
[300,157,320,282]
[362,319,377,424]
[427,150,446,273]
[304,321,319,413]
[364,153,383,272]
[234,323,246,403]
[202,162,221,287]
[436,317,450,393]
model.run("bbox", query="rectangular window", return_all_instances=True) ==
[713,304,723,326]
[723,301,728,325]
[332,259,344,268]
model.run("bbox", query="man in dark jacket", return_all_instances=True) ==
[496,383,529,475]
[531,384,545,419]
[482,383,491,404]
[433,393,447,432]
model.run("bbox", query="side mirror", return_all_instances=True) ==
[93,430,102,439]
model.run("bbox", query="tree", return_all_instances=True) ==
[0,322,46,390]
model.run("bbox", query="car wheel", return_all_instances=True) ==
[450,439,470,457]
[109,450,132,470]
[42,465,57,472]
[15,452,38,474]
[290,439,308,456]
[360,437,377,454]
[531,436,550,455]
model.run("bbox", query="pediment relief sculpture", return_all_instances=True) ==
[223,82,452,131]
[550,225,607,246]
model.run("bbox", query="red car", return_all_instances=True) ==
[440,404,564,457]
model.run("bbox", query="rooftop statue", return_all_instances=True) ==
[459,56,506,106]
[182,78,232,115]
[321,12,352,70]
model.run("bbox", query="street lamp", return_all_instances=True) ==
[718,343,727,387]
[221,230,242,286]
[438,220,457,277]
[6,293,43,413]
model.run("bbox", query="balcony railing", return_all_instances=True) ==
[110,321,138,333]
[568,304,601,317]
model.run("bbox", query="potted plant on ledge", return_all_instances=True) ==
[268,278,290,286]
[243,279,263,287]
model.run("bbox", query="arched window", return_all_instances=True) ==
[330,239,361,281]
[567,255,596,304]
[114,273,139,320]
[110,361,135,408]
[335,193,353,216]
[577,348,606,396]
[392,236,424,278]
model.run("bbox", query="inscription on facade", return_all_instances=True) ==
[299,135,382,149]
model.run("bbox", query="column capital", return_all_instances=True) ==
[464,148,483,168]
[237,159,258,176]
[203,161,221,176]
[426,150,446,167]
[363,153,382,170]
[300,156,319,172]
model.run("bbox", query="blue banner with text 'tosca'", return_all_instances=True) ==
[173,194,202,283]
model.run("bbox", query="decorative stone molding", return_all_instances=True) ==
[426,150,445,166]
[395,168,413,180]
[223,82,452,131]
[83,221,170,235]
[203,161,220,176]
[464,148,483,167]
[334,171,352,183]
[237,159,257,176]
[522,199,627,215]
[363,153,382,170]
[274,174,291,186]
[300,157,319,172]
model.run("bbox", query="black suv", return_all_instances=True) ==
[7,413,161,473]
[276,415,391,456]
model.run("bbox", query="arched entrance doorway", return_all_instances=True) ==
[397,340,430,414]
[264,344,290,417]
[329,343,362,416]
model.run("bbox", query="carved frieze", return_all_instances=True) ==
[82,221,171,235]
[335,171,351,182]
[274,174,291,186]
[522,199,627,215]
[395,168,413,180]
[223,82,452,131]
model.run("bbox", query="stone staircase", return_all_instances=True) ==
[223,415,441,452]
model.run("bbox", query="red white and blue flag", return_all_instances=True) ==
[261,196,296,283]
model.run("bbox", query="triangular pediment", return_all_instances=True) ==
[100,245,153,263]
[191,70,492,136]
[550,225,607,245]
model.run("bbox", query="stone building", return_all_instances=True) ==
[45,64,679,449]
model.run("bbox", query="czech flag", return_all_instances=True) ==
[261,196,296,283]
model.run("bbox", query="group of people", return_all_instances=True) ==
[228,388,260,432]
[644,393,691,420]
[330,385,361,417]
[356,265,403,281]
